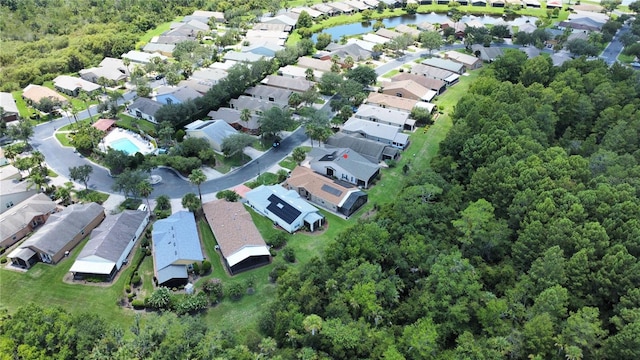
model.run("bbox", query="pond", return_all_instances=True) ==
[312,12,538,42]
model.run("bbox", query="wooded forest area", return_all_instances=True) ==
[2,53,640,359]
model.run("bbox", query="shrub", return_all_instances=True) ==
[216,190,240,202]
[200,260,212,275]
[131,299,146,309]
[0,258,7,264]
[174,293,209,315]
[192,262,200,275]
[282,247,296,263]
[131,274,141,286]
[140,237,149,248]
[227,282,245,301]
[125,285,131,293]
[203,278,224,303]
[269,262,289,283]
[127,293,135,302]
[267,232,288,249]
[386,159,397,168]
[145,248,151,256]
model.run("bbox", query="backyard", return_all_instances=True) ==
[0,66,480,340]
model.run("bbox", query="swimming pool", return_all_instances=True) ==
[110,138,141,155]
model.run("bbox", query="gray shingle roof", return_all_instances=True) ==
[129,97,163,117]
[76,210,148,262]
[309,147,380,181]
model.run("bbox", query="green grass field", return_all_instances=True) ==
[117,113,157,135]
[136,16,184,48]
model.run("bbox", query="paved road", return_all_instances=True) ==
[32,91,310,198]
[600,24,629,65]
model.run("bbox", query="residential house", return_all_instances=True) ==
[355,104,416,131]
[519,46,540,59]
[230,96,288,115]
[342,117,410,149]
[279,65,324,81]
[366,92,419,113]
[0,92,19,122]
[69,210,149,280]
[523,0,541,7]
[471,0,487,6]
[346,38,377,52]
[297,57,333,73]
[202,200,271,275]
[391,73,447,94]
[362,33,390,45]
[324,43,373,61]
[260,14,298,27]
[8,203,105,268]
[363,0,381,7]
[22,85,67,106]
[245,29,289,41]
[440,21,466,38]
[122,50,168,65]
[309,147,380,189]
[153,35,193,45]
[421,58,466,74]
[79,57,129,84]
[394,24,421,38]
[567,31,589,43]
[444,51,483,70]
[381,80,437,103]
[178,79,214,95]
[261,75,315,93]
[208,107,261,134]
[190,10,225,23]
[417,22,436,31]
[560,18,602,32]
[241,42,284,57]
[312,3,338,16]
[517,22,538,34]
[465,19,486,30]
[380,0,402,7]
[471,45,505,62]
[127,97,163,124]
[0,180,37,215]
[0,164,20,181]
[546,0,562,8]
[142,43,176,57]
[0,193,58,249]
[223,51,270,64]
[326,132,399,163]
[191,68,228,85]
[376,28,403,39]
[344,0,371,11]
[152,211,203,287]
[245,85,293,106]
[52,75,101,97]
[155,86,203,105]
[437,0,451,4]
[411,63,461,85]
[290,7,324,19]
[285,166,368,216]
[252,23,292,33]
[185,119,238,152]
[551,52,573,67]
[245,185,324,233]
[490,0,505,7]
[327,2,355,14]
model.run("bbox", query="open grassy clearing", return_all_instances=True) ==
[136,16,184,48]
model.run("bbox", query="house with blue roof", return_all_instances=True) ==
[155,86,203,105]
[245,185,324,233]
[152,211,204,287]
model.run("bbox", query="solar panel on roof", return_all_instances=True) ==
[321,184,343,197]
[266,194,301,225]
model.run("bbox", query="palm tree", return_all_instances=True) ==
[137,180,153,211]
[188,169,207,203]
[182,192,201,214]
[78,92,94,123]
[30,151,46,173]
[240,108,252,130]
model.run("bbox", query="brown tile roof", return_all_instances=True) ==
[92,119,116,132]
[382,80,434,100]
[366,92,418,112]
[391,73,446,92]
[284,166,352,207]
[202,200,266,259]
[22,84,67,104]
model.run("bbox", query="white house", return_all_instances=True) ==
[185,119,239,152]
[69,210,149,280]
[245,185,324,233]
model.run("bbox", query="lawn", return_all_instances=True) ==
[382,69,400,78]
[55,132,73,147]
[11,91,36,119]
[136,16,184,48]
[0,237,134,326]
[117,113,157,135]
[278,156,297,170]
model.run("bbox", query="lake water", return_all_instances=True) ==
[312,13,538,42]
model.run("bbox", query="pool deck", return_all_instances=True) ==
[100,128,155,155]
